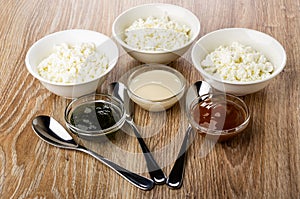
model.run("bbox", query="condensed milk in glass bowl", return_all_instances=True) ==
[127,64,186,112]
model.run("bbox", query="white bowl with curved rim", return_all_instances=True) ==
[112,3,200,64]
[191,28,286,96]
[25,29,118,98]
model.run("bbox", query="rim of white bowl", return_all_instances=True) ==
[112,3,201,54]
[191,28,287,85]
[25,29,119,86]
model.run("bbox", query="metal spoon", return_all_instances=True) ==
[109,82,166,185]
[166,81,211,189]
[32,115,155,191]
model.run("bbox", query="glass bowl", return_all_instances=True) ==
[187,93,250,142]
[127,64,186,112]
[64,93,126,138]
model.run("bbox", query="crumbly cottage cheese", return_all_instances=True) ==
[37,42,109,83]
[124,16,191,51]
[201,42,274,82]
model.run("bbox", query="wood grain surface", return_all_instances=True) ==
[0,0,299,198]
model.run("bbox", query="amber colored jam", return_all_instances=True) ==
[192,100,246,131]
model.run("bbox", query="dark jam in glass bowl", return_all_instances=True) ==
[191,100,246,131]
[70,101,120,132]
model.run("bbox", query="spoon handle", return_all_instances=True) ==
[128,120,166,185]
[78,146,155,191]
[166,125,193,189]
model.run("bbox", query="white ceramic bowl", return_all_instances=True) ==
[191,28,286,96]
[112,3,200,64]
[25,29,118,98]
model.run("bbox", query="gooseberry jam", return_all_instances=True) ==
[70,101,120,132]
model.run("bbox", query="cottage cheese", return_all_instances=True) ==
[201,42,274,82]
[37,42,109,83]
[124,16,191,51]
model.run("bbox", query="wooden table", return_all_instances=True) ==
[1,0,299,198]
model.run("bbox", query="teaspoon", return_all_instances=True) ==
[166,81,211,189]
[109,82,166,185]
[32,115,155,191]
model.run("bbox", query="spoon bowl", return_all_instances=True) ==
[32,115,154,190]
[33,116,78,148]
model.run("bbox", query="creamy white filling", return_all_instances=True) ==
[37,42,109,83]
[201,42,274,82]
[124,16,191,51]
